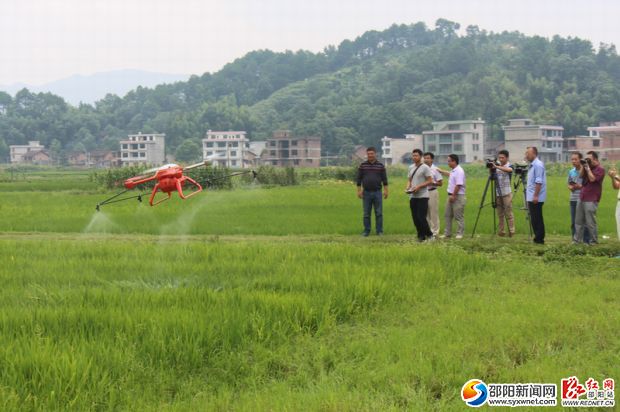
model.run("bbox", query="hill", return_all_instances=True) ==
[1,19,619,159]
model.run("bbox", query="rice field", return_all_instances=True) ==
[0,169,618,411]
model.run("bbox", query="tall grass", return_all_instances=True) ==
[0,176,617,238]
[0,237,618,410]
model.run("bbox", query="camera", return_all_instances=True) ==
[580,158,592,167]
[513,162,528,176]
[485,158,499,169]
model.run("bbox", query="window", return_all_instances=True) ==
[122,144,128,149]
[291,150,298,156]
[139,144,145,149]
[206,142,213,148]
[474,156,478,161]
[139,152,146,158]
[439,135,452,144]
[428,144,437,152]
[270,150,276,156]
[122,153,128,158]
[473,123,477,129]
[217,142,226,148]
[131,144,138,150]
[472,144,480,151]
[453,144,463,152]
[448,124,460,130]
[131,152,139,158]
[593,140,600,147]
[473,133,479,141]
[231,142,238,147]
[231,160,237,166]
[272,161,277,165]
[149,136,154,141]
[291,140,298,146]
[439,144,452,154]
[270,141,276,147]
[206,151,212,156]
[453,133,463,141]
[230,151,237,156]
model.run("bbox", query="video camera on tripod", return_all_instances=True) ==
[513,162,528,177]
[485,158,500,169]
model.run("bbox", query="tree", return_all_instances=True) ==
[0,137,8,163]
[174,139,202,163]
[50,139,62,165]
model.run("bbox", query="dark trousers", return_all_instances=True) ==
[570,201,590,243]
[410,197,433,240]
[363,190,383,234]
[528,201,545,244]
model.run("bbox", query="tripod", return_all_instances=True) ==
[512,172,533,238]
[471,168,505,237]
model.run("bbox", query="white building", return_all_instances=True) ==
[381,134,423,165]
[10,141,45,163]
[502,119,563,163]
[120,133,165,165]
[423,120,487,164]
[202,130,250,168]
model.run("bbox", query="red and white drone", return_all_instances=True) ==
[96,161,256,211]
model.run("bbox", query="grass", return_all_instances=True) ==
[0,174,617,237]
[0,169,618,411]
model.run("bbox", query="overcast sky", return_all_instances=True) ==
[1,0,618,85]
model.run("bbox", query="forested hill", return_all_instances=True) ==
[1,19,619,160]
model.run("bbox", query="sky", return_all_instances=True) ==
[0,0,618,86]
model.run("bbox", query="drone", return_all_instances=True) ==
[95,161,257,211]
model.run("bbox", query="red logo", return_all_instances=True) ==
[603,379,615,391]
[561,376,586,399]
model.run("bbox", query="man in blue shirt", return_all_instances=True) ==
[525,147,546,244]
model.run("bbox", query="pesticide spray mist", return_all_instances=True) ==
[83,211,121,233]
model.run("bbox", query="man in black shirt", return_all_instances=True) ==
[356,147,389,236]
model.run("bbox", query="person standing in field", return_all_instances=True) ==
[567,152,590,243]
[423,152,443,237]
[437,154,466,239]
[356,147,388,236]
[574,151,605,245]
[406,149,434,242]
[493,150,515,237]
[608,167,620,240]
[525,146,546,245]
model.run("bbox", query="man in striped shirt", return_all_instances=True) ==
[356,147,389,236]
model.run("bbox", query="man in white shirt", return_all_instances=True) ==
[437,154,466,239]
[423,152,443,237]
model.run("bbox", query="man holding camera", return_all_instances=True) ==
[574,151,605,245]
[492,150,515,237]
[525,147,546,244]
[608,167,620,240]
[406,149,434,242]
[567,152,590,243]
[423,152,443,237]
[357,147,388,236]
[437,154,466,239]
